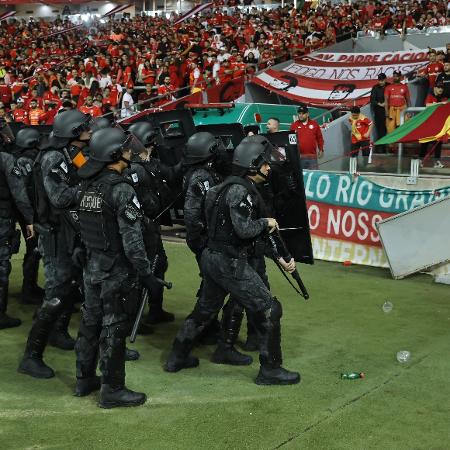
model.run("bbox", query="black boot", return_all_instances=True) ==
[145,279,174,324]
[197,318,220,346]
[49,311,75,350]
[0,284,21,329]
[98,330,146,408]
[240,314,258,352]
[98,384,147,409]
[18,313,55,378]
[137,321,154,335]
[125,348,140,361]
[164,335,199,373]
[211,301,252,366]
[255,366,301,385]
[254,298,300,386]
[21,243,44,305]
[74,376,101,397]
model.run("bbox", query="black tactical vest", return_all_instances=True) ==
[78,170,128,253]
[33,148,79,227]
[206,176,263,258]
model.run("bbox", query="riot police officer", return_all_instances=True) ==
[74,128,156,408]
[126,121,177,326]
[0,151,34,329]
[18,109,91,378]
[13,128,45,305]
[181,131,252,363]
[165,139,300,385]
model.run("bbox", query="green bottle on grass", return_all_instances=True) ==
[341,372,365,379]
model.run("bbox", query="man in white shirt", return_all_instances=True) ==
[121,87,135,118]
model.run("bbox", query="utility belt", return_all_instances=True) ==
[207,240,249,260]
[0,198,12,218]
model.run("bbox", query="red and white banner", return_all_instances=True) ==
[0,11,16,21]
[251,49,434,108]
[174,2,213,25]
[103,3,131,17]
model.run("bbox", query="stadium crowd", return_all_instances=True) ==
[0,0,448,124]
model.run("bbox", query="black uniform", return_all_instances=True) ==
[0,152,34,329]
[370,83,388,153]
[75,169,152,402]
[12,145,44,304]
[165,175,300,384]
[126,158,176,324]
[18,144,80,377]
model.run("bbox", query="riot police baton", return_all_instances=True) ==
[153,191,182,222]
[267,231,310,300]
[130,256,172,343]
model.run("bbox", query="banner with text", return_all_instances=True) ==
[251,48,437,107]
[304,171,450,266]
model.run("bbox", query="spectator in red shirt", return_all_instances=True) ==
[348,106,373,167]
[11,98,29,124]
[290,105,324,169]
[79,95,102,117]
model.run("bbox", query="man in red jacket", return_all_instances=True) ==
[290,105,324,169]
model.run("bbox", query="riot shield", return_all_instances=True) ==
[195,123,246,150]
[263,131,313,265]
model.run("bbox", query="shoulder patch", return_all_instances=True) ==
[122,199,143,223]
[60,161,68,173]
[131,172,139,184]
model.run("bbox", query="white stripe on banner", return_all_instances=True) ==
[174,2,213,25]
[255,72,370,101]
[103,4,131,17]
[0,11,16,22]
[283,61,427,81]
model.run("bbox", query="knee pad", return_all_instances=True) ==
[38,297,63,321]
[269,297,282,322]
[0,260,11,284]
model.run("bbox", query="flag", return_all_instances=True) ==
[174,2,213,25]
[376,102,450,145]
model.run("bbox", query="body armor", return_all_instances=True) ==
[78,171,128,254]
[0,167,12,218]
[206,176,263,258]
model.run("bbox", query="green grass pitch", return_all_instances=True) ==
[1,242,450,449]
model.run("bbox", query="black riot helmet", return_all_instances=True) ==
[15,128,41,149]
[52,109,92,139]
[78,128,132,179]
[90,116,111,133]
[183,131,224,165]
[128,121,158,146]
[233,135,273,178]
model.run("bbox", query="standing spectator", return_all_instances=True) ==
[266,117,280,133]
[370,73,388,153]
[385,70,410,135]
[421,50,444,89]
[290,105,324,169]
[11,98,29,124]
[121,87,135,118]
[420,83,447,169]
[436,61,450,98]
[79,95,102,117]
[28,99,45,126]
[348,106,373,167]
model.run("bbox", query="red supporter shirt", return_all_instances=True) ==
[79,105,102,117]
[12,108,29,124]
[425,62,444,88]
[349,115,372,143]
[385,83,409,107]
[290,119,324,157]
